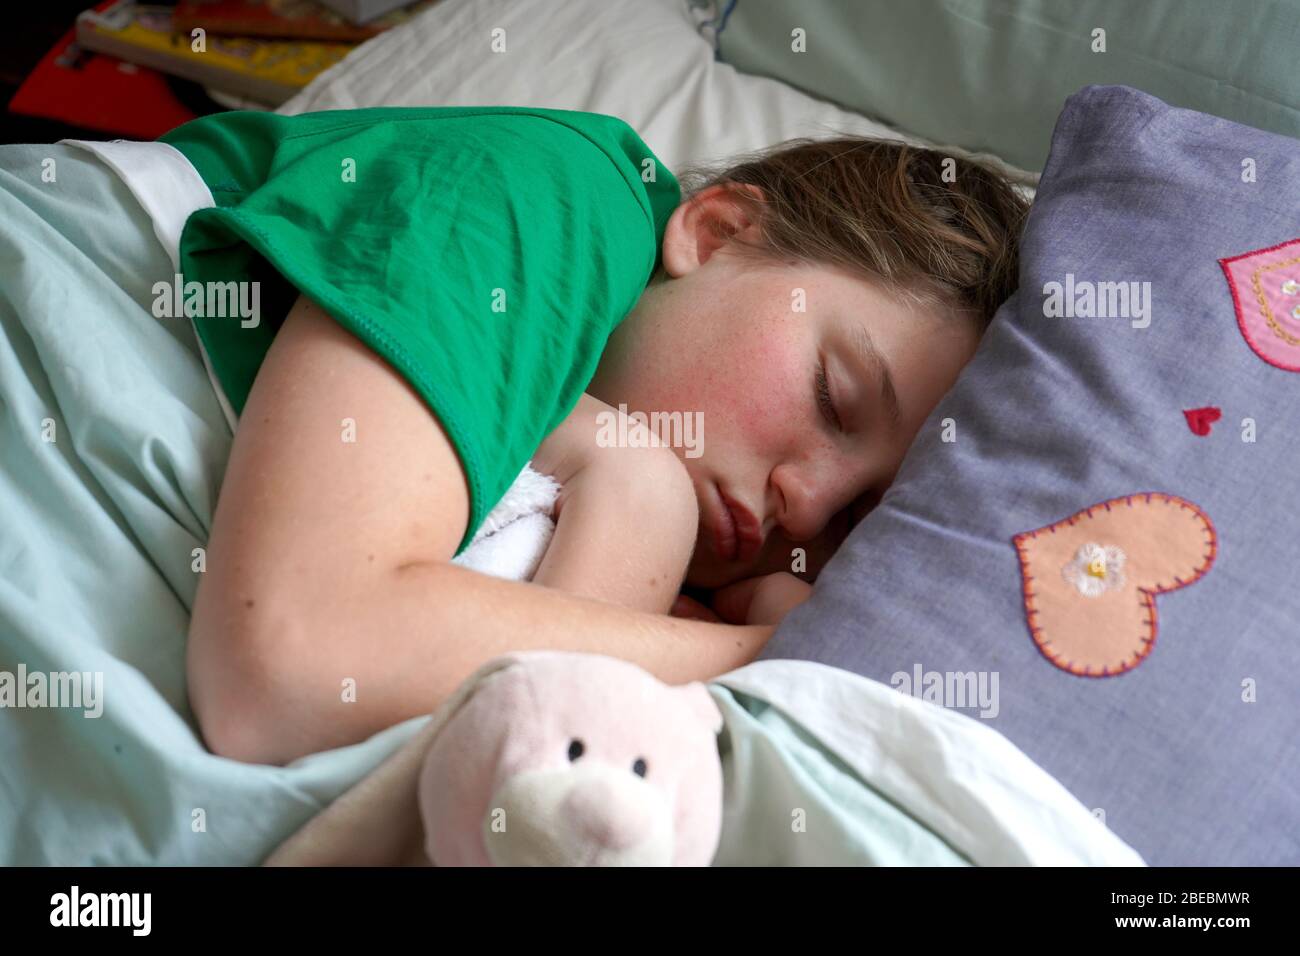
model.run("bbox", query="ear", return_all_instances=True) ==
[660,183,766,278]
[424,654,527,746]
[678,681,725,735]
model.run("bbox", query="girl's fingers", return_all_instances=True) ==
[714,572,814,626]
[709,575,766,625]
[670,593,722,622]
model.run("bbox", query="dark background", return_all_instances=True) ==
[2,0,223,145]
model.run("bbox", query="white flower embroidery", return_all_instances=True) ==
[1281,278,1299,295]
[1061,542,1126,598]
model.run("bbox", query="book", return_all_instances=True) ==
[7,21,197,140]
[173,0,438,43]
[75,1,354,106]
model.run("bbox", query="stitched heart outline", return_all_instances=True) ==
[1220,237,1300,372]
[1012,493,1217,677]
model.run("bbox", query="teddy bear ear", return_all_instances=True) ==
[424,653,528,745]
[678,682,724,735]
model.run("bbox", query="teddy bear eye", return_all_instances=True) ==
[632,757,648,778]
[567,739,584,761]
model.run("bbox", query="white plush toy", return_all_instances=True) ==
[450,464,561,581]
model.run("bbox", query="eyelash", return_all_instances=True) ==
[816,361,842,432]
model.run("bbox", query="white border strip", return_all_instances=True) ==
[62,139,238,432]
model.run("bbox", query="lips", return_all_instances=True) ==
[715,487,764,564]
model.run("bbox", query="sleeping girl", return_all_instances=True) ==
[9,107,1027,764]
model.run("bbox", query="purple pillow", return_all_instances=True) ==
[761,85,1300,865]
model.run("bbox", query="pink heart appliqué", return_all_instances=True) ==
[1220,237,1300,371]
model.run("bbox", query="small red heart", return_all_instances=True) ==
[1183,406,1222,436]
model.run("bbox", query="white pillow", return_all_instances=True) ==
[278,0,1033,185]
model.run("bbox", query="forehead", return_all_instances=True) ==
[743,256,977,378]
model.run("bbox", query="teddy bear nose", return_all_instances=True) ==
[562,777,652,851]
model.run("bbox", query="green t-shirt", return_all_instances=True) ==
[159,106,680,555]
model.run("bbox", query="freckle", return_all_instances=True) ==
[367,554,375,562]
[423,473,433,481]
[245,599,255,609]
[262,417,270,425]
[649,576,657,586]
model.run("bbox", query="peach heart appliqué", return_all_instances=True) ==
[1220,237,1300,371]
[1012,493,1217,677]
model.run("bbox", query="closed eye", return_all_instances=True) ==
[816,361,842,432]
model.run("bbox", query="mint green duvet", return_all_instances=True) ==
[0,144,430,864]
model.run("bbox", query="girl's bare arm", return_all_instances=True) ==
[187,295,770,765]
[529,392,700,615]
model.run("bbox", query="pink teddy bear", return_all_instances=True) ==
[419,651,726,866]
[265,651,725,867]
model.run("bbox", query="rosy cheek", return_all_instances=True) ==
[652,322,804,457]
[712,337,801,446]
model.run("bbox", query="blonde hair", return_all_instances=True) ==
[675,137,1030,325]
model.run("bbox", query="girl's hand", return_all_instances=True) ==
[670,593,722,622]
[716,572,813,626]
[689,572,813,627]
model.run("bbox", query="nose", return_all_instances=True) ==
[562,777,653,852]
[770,458,865,543]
